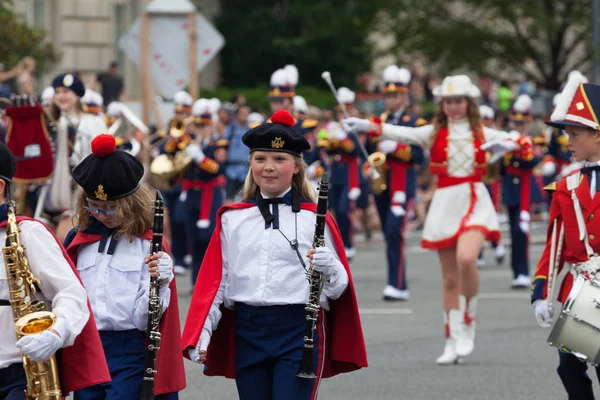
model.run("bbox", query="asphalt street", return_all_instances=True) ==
[176,219,591,400]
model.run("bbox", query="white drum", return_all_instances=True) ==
[547,275,600,365]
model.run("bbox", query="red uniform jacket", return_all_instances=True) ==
[533,173,599,303]
[66,229,186,395]
[0,217,111,393]
[181,202,368,378]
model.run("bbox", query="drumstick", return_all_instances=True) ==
[321,71,380,180]
[547,219,557,306]
[548,221,564,306]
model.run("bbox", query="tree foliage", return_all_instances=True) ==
[215,0,384,89]
[0,0,61,76]
[380,0,591,90]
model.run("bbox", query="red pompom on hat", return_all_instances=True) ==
[270,110,295,127]
[91,134,116,157]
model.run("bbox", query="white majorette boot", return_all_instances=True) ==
[436,309,463,365]
[456,295,477,357]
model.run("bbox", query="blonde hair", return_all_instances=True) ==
[240,153,317,202]
[73,183,155,241]
[430,96,484,146]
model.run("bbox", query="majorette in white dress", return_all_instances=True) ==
[380,119,524,249]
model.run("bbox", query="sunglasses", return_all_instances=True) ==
[83,205,117,216]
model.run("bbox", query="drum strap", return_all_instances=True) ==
[571,189,596,258]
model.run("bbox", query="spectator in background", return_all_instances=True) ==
[216,102,237,136]
[478,76,493,106]
[96,61,124,107]
[497,80,514,113]
[223,105,251,204]
[231,93,246,107]
[16,56,36,96]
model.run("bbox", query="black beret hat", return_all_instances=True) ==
[72,134,144,201]
[0,142,16,183]
[52,73,86,98]
[242,110,310,157]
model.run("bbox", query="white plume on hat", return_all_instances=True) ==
[479,105,495,120]
[248,112,265,126]
[174,90,193,106]
[551,72,586,123]
[208,98,222,115]
[513,94,532,113]
[337,87,356,104]
[568,70,588,83]
[284,65,299,86]
[552,93,561,107]
[294,95,308,114]
[106,101,122,117]
[81,89,100,105]
[192,98,210,116]
[382,65,411,85]
[270,69,288,87]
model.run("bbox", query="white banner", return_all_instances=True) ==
[119,13,225,98]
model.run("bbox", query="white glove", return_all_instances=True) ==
[185,143,205,163]
[481,139,519,163]
[331,128,348,141]
[16,329,64,362]
[533,299,554,328]
[306,161,321,180]
[542,162,557,177]
[151,252,174,286]
[342,117,371,133]
[348,187,361,200]
[379,140,398,154]
[311,247,338,277]
[189,329,211,364]
[390,205,405,217]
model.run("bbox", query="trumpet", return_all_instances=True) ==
[366,152,388,195]
[144,119,187,150]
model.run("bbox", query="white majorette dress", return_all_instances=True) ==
[379,119,530,250]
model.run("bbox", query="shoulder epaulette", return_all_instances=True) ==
[415,117,428,127]
[301,119,318,129]
[543,182,557,191]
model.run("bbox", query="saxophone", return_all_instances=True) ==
[3,201,62,400]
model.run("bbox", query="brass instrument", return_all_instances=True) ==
[150,152,192,190]
[4,201,62,400]
[366,152,389,195]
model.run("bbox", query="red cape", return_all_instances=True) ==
[181,202,368,378]
[66,230,186,394]
[0,217,111,392]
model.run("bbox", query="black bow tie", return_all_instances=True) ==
[581,165,600,192]
[256,190,300,229]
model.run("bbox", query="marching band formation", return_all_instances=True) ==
[0,62,598,400]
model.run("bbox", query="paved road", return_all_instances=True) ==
[176,220,593,400]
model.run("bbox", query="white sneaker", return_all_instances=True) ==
[382,285,409,301]
[174,265,187,276]
[494,243,506,265]
[345,247,356,260]
[511,274,531,289]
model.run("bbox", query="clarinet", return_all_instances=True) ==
[140,191,164,400]
[297,172,330,379]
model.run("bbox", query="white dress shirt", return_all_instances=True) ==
[381,119,511,178]
[0,220,89,368]
[200,190,349,346]
[76,236,171,332]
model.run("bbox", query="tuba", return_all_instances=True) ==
[4,201,61,400]
[366,152,388,195]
